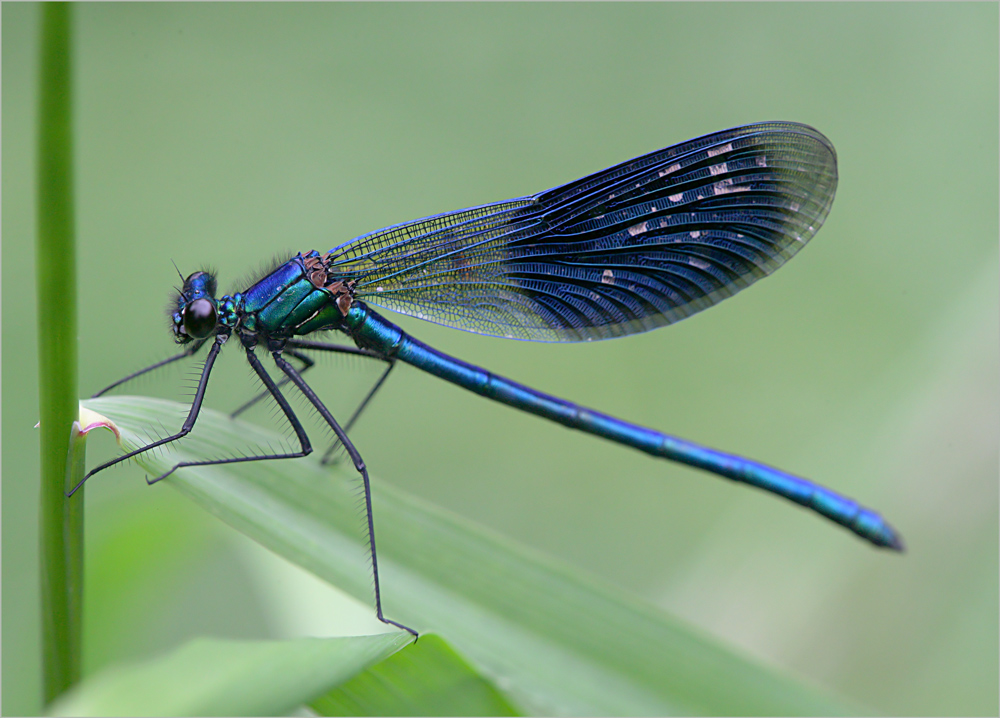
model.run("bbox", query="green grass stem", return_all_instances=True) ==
[36,3,83,706]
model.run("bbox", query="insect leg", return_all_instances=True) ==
[231,343,389,420]
[145,344,313,484]
[283,339,396,463]
[92,338,208,397]
[272,351,416,637]
[230,348,315,419]
[68,335,224,496]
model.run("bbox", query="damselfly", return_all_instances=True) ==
[74,122,904,636]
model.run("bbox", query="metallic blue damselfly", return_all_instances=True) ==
[75,122,904,636]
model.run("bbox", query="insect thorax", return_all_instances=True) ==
[228,251,357,339]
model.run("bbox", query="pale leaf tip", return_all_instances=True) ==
[76,403,122,443]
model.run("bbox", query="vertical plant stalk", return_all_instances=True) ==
[37,2,82,706]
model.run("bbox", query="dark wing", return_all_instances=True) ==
[327,122,837,342]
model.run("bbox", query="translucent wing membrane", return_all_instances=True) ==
[328,122,837,342]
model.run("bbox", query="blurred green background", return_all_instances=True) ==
[3,3,997,715]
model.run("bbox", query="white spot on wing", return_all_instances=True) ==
[658,163,681,177]
[707,143,733,157]
[602,269,615,284]
[713,178,748,196]
[689,257,711,270]
[709,162,728,176]
[628,221,647,237]
[690,231,701,239]
[669,193,683,202]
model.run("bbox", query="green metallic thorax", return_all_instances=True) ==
[229,252,355,339]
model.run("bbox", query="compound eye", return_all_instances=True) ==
[183,298,217,338]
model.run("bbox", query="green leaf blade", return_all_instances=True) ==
[83,396,859,716]
[311,634,520,717]
[50,634,411,717]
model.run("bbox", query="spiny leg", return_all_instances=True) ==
[92,338,208,397]
[280,339,396,464]
[231,342,388,420]
[321,358,396,464]
[147,345,313,485]
[230,347,315,419]
[68,335,225,497]
[272,350,416,637]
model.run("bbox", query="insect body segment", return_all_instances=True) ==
[234,252,356,340]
